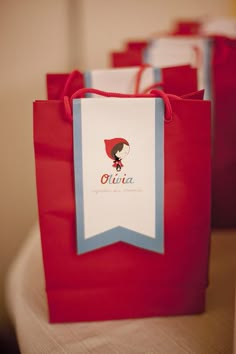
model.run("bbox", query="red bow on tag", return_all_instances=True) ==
[112,160,123,171]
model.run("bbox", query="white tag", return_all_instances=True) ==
[84,67,161,95]
[73,98,164,254]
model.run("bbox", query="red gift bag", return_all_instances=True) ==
[34,88,211,323]
[134,64,198,96]
[46,70,84,100]
[144,35,236,227]
[47,65,198,100]
[111,50,143,67]
[211,36,236,227]
[172,20,202,35]
[111,40,148,68]
[125,40,148,51]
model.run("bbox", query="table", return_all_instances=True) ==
[6,224,236,354]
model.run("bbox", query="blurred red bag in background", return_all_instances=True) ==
[47,71,84,100]
[172,20,202,35]
[110,50,143,67]
[46,65,198,99]
[144,35,236,227]
[110,39,148,67]
[125,40,148,51]
[211,36,236,227]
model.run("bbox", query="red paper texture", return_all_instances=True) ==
[211,36,236,227]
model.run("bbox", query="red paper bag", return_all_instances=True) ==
[158,65,198,95]
[47,65,198,100]
[111,50,143,67]
[144,35,236,227]
[211,36,236,227]
[34,88,211,323]
[125,40,148,51]
[46,70,84,100]
[172,20,202,35]
[85,65,197,97]
[110,41,147,68]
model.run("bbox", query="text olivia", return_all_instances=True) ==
[100,173,134,185]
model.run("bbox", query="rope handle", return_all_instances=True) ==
[60,70,83,99]
[134,64,163,94]
[64,87,181,123]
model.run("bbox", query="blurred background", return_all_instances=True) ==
[0,0,234,351]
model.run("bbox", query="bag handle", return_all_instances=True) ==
[60,70,83,99]
[64,87,181,123]
[134,64,163,94]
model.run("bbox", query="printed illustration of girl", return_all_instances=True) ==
[104,138,130,171]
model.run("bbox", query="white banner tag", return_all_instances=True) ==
[84,67,161,95]
[73,98,164,254]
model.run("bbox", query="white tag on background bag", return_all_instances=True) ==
[201,17,236,37]
[84,67,161,95]
[73,98,164,254]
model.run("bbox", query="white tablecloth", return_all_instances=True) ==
[6,225,236,354]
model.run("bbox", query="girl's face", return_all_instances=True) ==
[116,144,130,160]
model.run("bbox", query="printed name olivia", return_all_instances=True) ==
[101,173,134,185]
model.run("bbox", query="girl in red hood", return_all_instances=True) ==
[104,138,130,172]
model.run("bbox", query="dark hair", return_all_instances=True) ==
[111,143,128,160]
